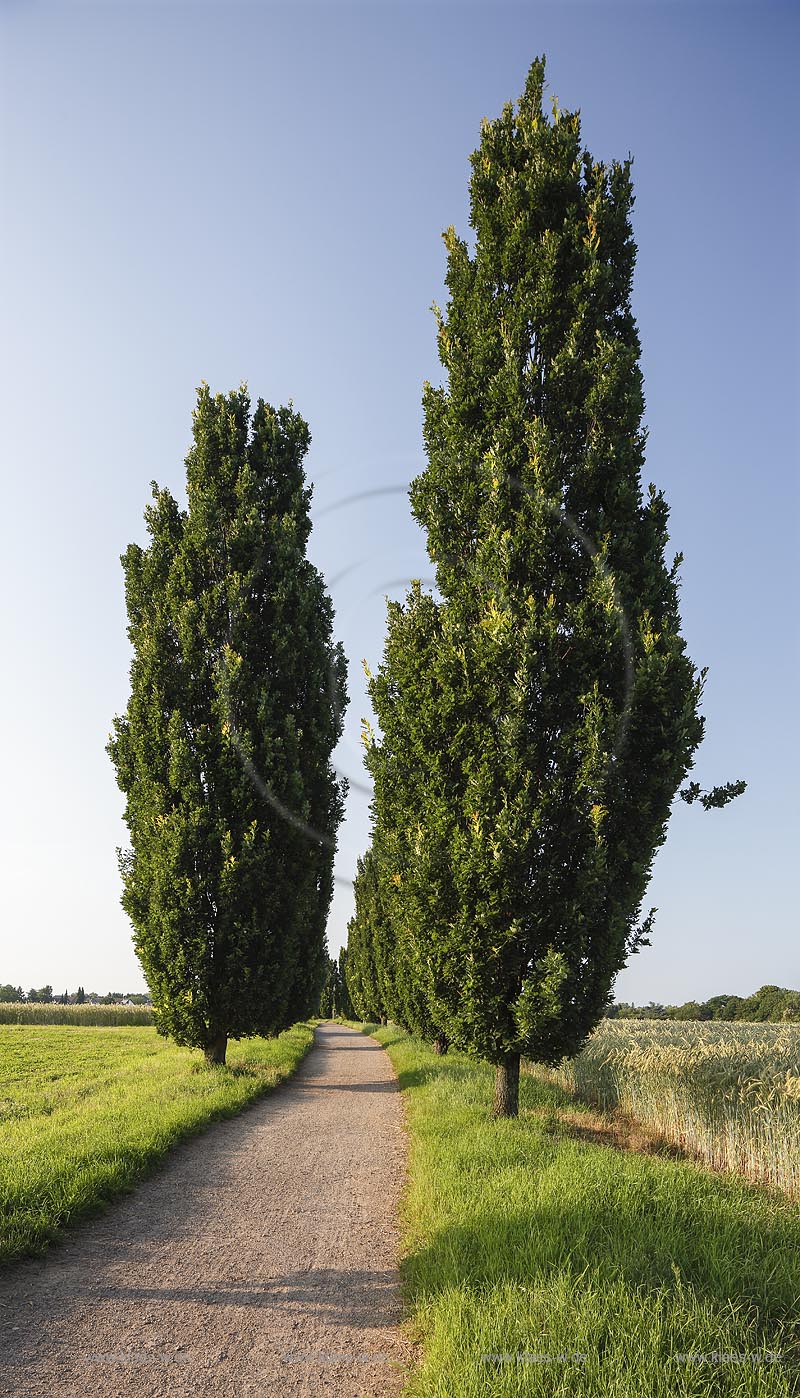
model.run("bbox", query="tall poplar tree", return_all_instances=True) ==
[317,955,337,1018]
[346,823,449,1046]
[344,850,388,1022]
[336,946,354,1020]
[108,385,347,1064]
[365,60,743,1115]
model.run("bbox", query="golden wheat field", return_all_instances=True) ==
[527,1019,800,1197]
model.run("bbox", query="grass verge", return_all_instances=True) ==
[358,1024,800,1397]
[0,1021,314,1263]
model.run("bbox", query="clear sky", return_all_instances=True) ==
[1,0,797,1003]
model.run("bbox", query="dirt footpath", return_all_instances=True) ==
[0,1023,415,1397]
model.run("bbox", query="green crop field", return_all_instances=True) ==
[526,1019,800,1198]
[361,1023,800,1397]
[0,1021,314,1263]
[0,1001,154,1026]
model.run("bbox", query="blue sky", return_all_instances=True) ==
[1,1,796,1002]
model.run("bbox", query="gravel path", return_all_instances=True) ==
[0,1023,414,1397]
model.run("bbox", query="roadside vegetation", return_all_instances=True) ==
[0,1021,314,1263]
[360,1023,800,1397]
[527,1019,800,1198]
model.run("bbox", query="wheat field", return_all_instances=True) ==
[0,1002,154,1027]
[527,1019,800,1197]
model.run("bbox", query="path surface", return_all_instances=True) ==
[0,1024,414,1397]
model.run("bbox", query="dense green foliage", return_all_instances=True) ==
[346,843,445,1044]
[316,949,353,1018]
[361,1022,800,1396]
[336,946,354,1020]
[610,985,800,1022]
[108,386,347,1064]
[317,955,337,1017]
[0,1022,314,1262]
[1,984,152,1005]
[355,58,742,1113]
[344,852,386,1021]
[24,986,53,1003]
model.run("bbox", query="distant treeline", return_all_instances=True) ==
[609,984,800,1022]
[317,951,353,1020]
[0,984,152,1005]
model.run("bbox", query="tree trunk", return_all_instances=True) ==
[433,1034,449,1055]
[204,1033,228,1066]
[491,1051,520,1118]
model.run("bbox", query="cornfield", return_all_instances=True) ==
[0,1002,154,1027]
[528,1018,800,1197]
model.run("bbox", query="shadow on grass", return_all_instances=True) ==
[403,1190,800,1362]
[395,1062,484,1093]
[395,1049,800,1366]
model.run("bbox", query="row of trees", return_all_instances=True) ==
[107,61,742,1095]
[0,985,54,1004]
[318,950,353,1020]
[610,986,800,1022]
[345,59,743,1116]
[0,985,154,1005]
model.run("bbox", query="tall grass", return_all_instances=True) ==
[360,1023,800,1397]
[527,1019,800,1198]
[0,1002,154,1026]
[0,1021,314,1262]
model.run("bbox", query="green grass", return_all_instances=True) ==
[358,1024,800,1397]
[0,1021,314,1263]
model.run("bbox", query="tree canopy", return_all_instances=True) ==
[358,58,743,1114]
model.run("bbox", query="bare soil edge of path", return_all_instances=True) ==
[0,1023,418,1398]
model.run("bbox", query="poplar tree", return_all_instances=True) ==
[318,955,337,1018]
[344,850,387,1022]
[336,946,354,1019]
[108,385,347,1064]
[347,830,450,1046]
[365,59,743,1115]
